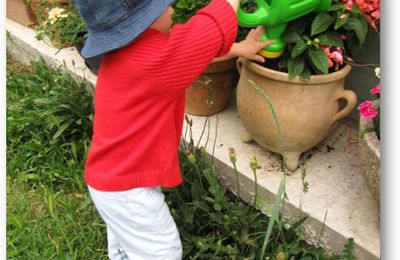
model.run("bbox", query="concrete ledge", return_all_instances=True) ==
[6,19,380,259]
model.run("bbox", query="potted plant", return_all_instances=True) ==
[236,0,379,171]
[172,0,249,116]
[358,67,380,206]
[6,0,37,26]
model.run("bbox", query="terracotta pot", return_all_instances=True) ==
[6,0,37,26]
[236,57,357,171]
[185,57,237,116]
[359,117,380,206]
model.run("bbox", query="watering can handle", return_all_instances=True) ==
[332,90,357,123]
[237,0,270,27]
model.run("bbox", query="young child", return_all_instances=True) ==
[74,0,273,259]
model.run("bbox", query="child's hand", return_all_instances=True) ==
[234,26,275,63]
[226,0,240,11]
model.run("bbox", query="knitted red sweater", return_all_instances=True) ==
[84,0,238,191]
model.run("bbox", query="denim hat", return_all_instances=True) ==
[75,0,173,58]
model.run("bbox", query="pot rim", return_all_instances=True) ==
[360,117,380,159]
[205,56,237,73]
[238,57,352,85]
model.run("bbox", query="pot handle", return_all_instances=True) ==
[236,59,243,74]
[332,90,357,124]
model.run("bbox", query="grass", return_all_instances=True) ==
[7,58,107,259]
[6,58,354,259]
[7,178,108,259]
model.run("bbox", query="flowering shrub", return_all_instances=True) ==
[278,0,381,79]
[35,2,87,48]
[344,0,380,31]
[239,0,380,79]
[357,67,380,137]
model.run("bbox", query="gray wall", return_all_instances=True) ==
[345,28,380,121]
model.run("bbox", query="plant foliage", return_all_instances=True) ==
[34,0,87,47]
[241,0,373,79]
[7,58,94,190]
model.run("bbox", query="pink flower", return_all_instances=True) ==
[322,46,335,68]
[358,100,379,119]
[345,0,354,10]
[370,83,381,94]
[330,51,344,64]
[322,46,344,67]
[353,0,380,31]
[328,59,334,68]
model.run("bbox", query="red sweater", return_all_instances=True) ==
[84,0,238,191]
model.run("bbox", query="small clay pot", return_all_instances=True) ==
[185,57,238,116]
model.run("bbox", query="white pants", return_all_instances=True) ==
[88,186,182,260]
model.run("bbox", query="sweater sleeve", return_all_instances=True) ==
[141,0,238,95]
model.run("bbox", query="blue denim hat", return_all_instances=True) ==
[75,0,174,58]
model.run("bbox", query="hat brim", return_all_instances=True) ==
[81,0,173,58]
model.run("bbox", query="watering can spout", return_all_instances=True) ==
[237,0,332,59]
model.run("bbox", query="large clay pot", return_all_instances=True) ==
[185,57,237,116]
[359,117,380,206]
[236,57,357,171]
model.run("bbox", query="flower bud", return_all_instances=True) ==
[250,156,258,171]
[229,147,237,164]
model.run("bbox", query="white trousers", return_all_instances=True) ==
[88,186,182,260]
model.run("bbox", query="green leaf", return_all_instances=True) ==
[328,3,344,11]
[358,127,375,138]
[53,122,72,140]
[343,17,368,45]
[22,141,42,152]
[351,4,362,14]
[291,40,308,58]
[308,48,329,74]
[334,14,349,30]
[180,203,194,224]
[300,66,311,81]
[311,13,335,36]
[342,238,355,260]
[282,30,303,43]
[288,58,305,80]
[318,32,344,48]
[191,180,204,201]
[259,179,286,259]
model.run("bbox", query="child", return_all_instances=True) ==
[74,0,273,259]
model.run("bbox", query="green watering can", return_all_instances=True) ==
[237,0,332,58]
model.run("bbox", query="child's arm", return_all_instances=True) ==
[213,26,274,63]
[132,0,239,96]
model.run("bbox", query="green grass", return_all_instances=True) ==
[6,58,354,259]
[7,58,93,190]
[7,58,107,259]
[7,178,108,259]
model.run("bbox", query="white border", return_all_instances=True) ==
[1,0,6,259]
[381,0,400,259]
